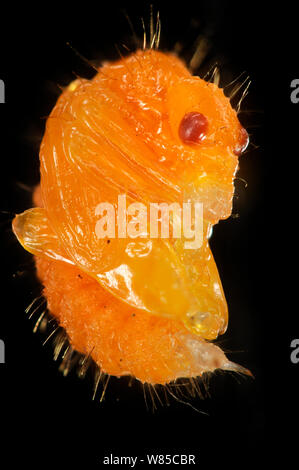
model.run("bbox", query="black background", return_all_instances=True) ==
[0,0,297,467]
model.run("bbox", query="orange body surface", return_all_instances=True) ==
[13,49,249,385]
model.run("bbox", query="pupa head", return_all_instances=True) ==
[89,49,249,222]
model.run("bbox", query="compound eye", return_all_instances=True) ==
[233,127,249,156]
[179,112,209,145]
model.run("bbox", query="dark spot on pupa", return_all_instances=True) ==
[179,112,209,145]
[107,239,111,244]
[78,274,83,279]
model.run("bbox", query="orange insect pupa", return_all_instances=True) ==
[12,44,250,387]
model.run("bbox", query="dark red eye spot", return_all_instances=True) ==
[179,112,209,145]
[233,127,249,156]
